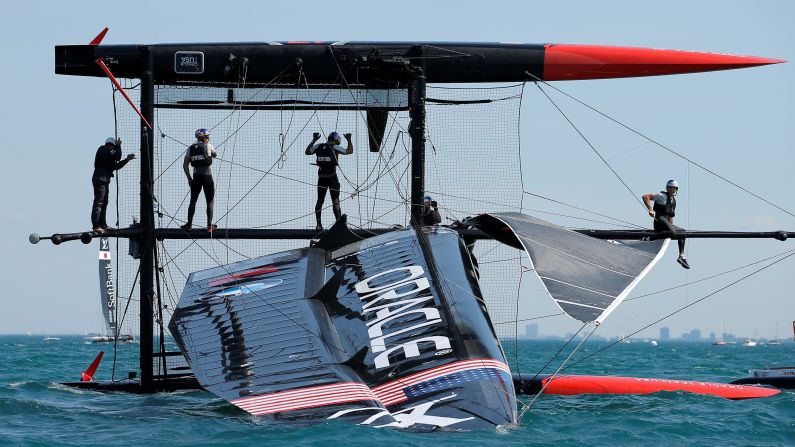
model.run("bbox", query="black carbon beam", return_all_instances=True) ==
[409,47,427,226]
[29,227,795,245]
[139,45,155,393]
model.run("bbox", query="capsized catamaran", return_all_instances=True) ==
[29,29,795,429]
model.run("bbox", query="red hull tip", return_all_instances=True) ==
[80,351,105,382]
[542,44,785,81]
[542,374,780,399]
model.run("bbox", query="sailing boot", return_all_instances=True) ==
[677,256,691,269]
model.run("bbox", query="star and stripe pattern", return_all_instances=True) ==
[230,358,511,416]
[372,358,511,406]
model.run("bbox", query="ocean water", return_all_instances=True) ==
[1,336,793,447]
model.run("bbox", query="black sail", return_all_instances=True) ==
[471,213,669,323]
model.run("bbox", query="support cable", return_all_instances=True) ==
[563,251,795,372]
[525,72,795,220]
[533,82,645,211]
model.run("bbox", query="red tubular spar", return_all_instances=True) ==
[95,58,153,129]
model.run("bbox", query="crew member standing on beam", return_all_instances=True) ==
[91,137,135,233]
[642,179,690,269]
[305,131,353,230]
[182,128,217,232]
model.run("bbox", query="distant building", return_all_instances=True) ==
[660,327,670,341]
[681,329,702,342]
[525,324,539,339]
[709,332,716,341]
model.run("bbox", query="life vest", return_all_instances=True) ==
[653,191,676,218]
[315,143,338,177]
[188,142,212,167]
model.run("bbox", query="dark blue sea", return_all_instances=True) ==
[1,336,793,446]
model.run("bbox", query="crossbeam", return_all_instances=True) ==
[29,227,793,246]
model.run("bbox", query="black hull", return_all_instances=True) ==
[61,375,202,393]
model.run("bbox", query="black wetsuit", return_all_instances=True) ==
[653,191,685,253]
[314,143,342,227]
[186,142,215,227]
[91,143,130,229]
[420,205,441,226]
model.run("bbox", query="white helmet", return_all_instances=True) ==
[105,137,116,145]
[666,179,679,189]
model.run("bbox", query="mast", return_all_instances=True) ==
[409,46,426,225]
[139,45,155,392]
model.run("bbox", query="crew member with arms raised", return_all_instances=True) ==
[642,179,690,269]
[91,137,135,233]
[182,128,218,232]
[305,131,353,230]
[420,195,442,225]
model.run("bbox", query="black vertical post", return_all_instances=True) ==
[409,47,427,225]
[139,45,155,392]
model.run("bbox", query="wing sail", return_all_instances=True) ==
[97,237,118,336]
[471,213,668,323]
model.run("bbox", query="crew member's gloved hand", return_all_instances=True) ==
[344,133,352,140]
[116,138,122,146]
[187,178,193,187]
[312,132,320,141]
[126,154,136,161]
[212,152,217,158]
[648,210,655,218]
[431,201,438,208]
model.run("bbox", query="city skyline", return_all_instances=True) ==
[520,323,794,343]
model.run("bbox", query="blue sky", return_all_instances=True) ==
[1,1,793,341]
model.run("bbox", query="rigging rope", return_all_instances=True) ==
[533,82,646,211]
[525,72,795,221]
[562,250,795,372]
[517,323,597,419]
[626,247,795,302]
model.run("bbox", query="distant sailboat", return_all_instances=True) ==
[713,315,735,346]
[768,323,782,345]
[85,237,134,344]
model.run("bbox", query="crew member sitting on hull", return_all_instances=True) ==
[182,128,218,232]
[642,179,690,269]
[420,195,442,225]
[305,131,353,230]
[91,137,135,233]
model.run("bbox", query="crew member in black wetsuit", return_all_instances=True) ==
[182,128,218,232]
[305,131,353,230]
[420,195,442,225]
[642,179,690,269]
[91,137,135,233]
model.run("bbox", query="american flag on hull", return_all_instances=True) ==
[231,382,377,416]
[372,359,512,406]
[230,359,511,416]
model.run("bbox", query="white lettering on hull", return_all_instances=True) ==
[354,266,451,369]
